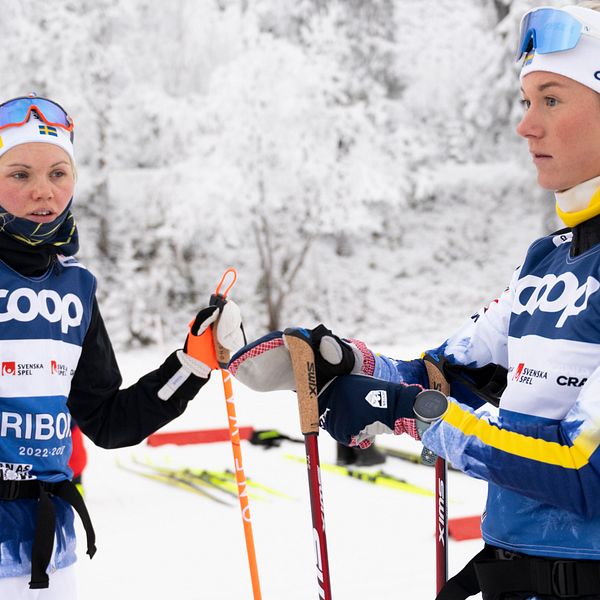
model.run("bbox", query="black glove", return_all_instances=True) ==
[228,323,373,393]
[309,324,356,393]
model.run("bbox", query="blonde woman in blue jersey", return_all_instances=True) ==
[0,97,243,598]
[230,2,600,598]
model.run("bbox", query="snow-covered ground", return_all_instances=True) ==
[76,344,486,600]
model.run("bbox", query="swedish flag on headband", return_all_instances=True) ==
[38,125,58,137]
[523,51,535,67]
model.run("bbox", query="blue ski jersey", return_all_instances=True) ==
[0,256,96,577]
[371,230,600,559]
[413,230,600,559]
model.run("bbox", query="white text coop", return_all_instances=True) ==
[0,288,83,333]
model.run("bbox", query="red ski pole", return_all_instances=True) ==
[422,360,451,595]
[284,328,333,600]
[435,456,448,592]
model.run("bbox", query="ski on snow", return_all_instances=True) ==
[285,454,434,497]
[118,456,291,503]
[116,458,234,505]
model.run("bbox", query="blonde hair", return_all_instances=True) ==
[578,1,600,10]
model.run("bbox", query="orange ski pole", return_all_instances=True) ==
[211,268,262,600]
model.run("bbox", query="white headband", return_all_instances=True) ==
[520,5,600,94]
[0,113,74,162]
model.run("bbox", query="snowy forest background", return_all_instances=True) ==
[2,0,565,350]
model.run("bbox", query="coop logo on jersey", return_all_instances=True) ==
[513,272,600,327]
[0,288,83,333]
[511,363,548,385]
[365,390,388,408]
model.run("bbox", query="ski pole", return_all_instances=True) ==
[422,360,451,595]
[435,456,448,593]
[211,268,263,600]
[284,327,333,600]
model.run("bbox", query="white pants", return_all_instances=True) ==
[0,564,77,600]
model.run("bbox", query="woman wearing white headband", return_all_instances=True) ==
[229,2,600,598]
[0,97,244,598]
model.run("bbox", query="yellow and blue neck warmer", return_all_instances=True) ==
[555,175,600,227]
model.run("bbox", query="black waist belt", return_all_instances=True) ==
[0,478,96,589]
[437,545,600,600]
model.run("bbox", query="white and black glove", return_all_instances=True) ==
[228,324,374,393]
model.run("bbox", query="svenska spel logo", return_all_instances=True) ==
[50,360,69,376]
[2,362,15,376]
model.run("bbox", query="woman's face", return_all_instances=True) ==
[0,143,74,222]
[517,71,600,191]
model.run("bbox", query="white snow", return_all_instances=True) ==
[76,344,486,600]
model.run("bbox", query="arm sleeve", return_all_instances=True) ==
[67,299,207,449]
[422,365,600,518]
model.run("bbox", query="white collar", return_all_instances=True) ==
[555,175,600,213]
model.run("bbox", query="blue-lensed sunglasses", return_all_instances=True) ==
[516,7,600,61]
[0,95,74,134]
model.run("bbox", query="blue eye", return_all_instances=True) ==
[520,98,531,109]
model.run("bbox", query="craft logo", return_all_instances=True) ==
[0,136,3,149]
[1,362,15,376]
[365,389,388,408]
[595,71,600,81]
[511,363,547,385]
[50,360,69,376]
[557,375,588,387]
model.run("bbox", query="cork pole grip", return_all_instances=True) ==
[284,333,320,435]
[424,359,450,396]
[212,319,230,369]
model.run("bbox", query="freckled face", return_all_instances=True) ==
[516,71,600,191]
[0,143,74,223]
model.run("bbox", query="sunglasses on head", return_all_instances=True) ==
[516,7,600,61]
[0,95,74,135]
